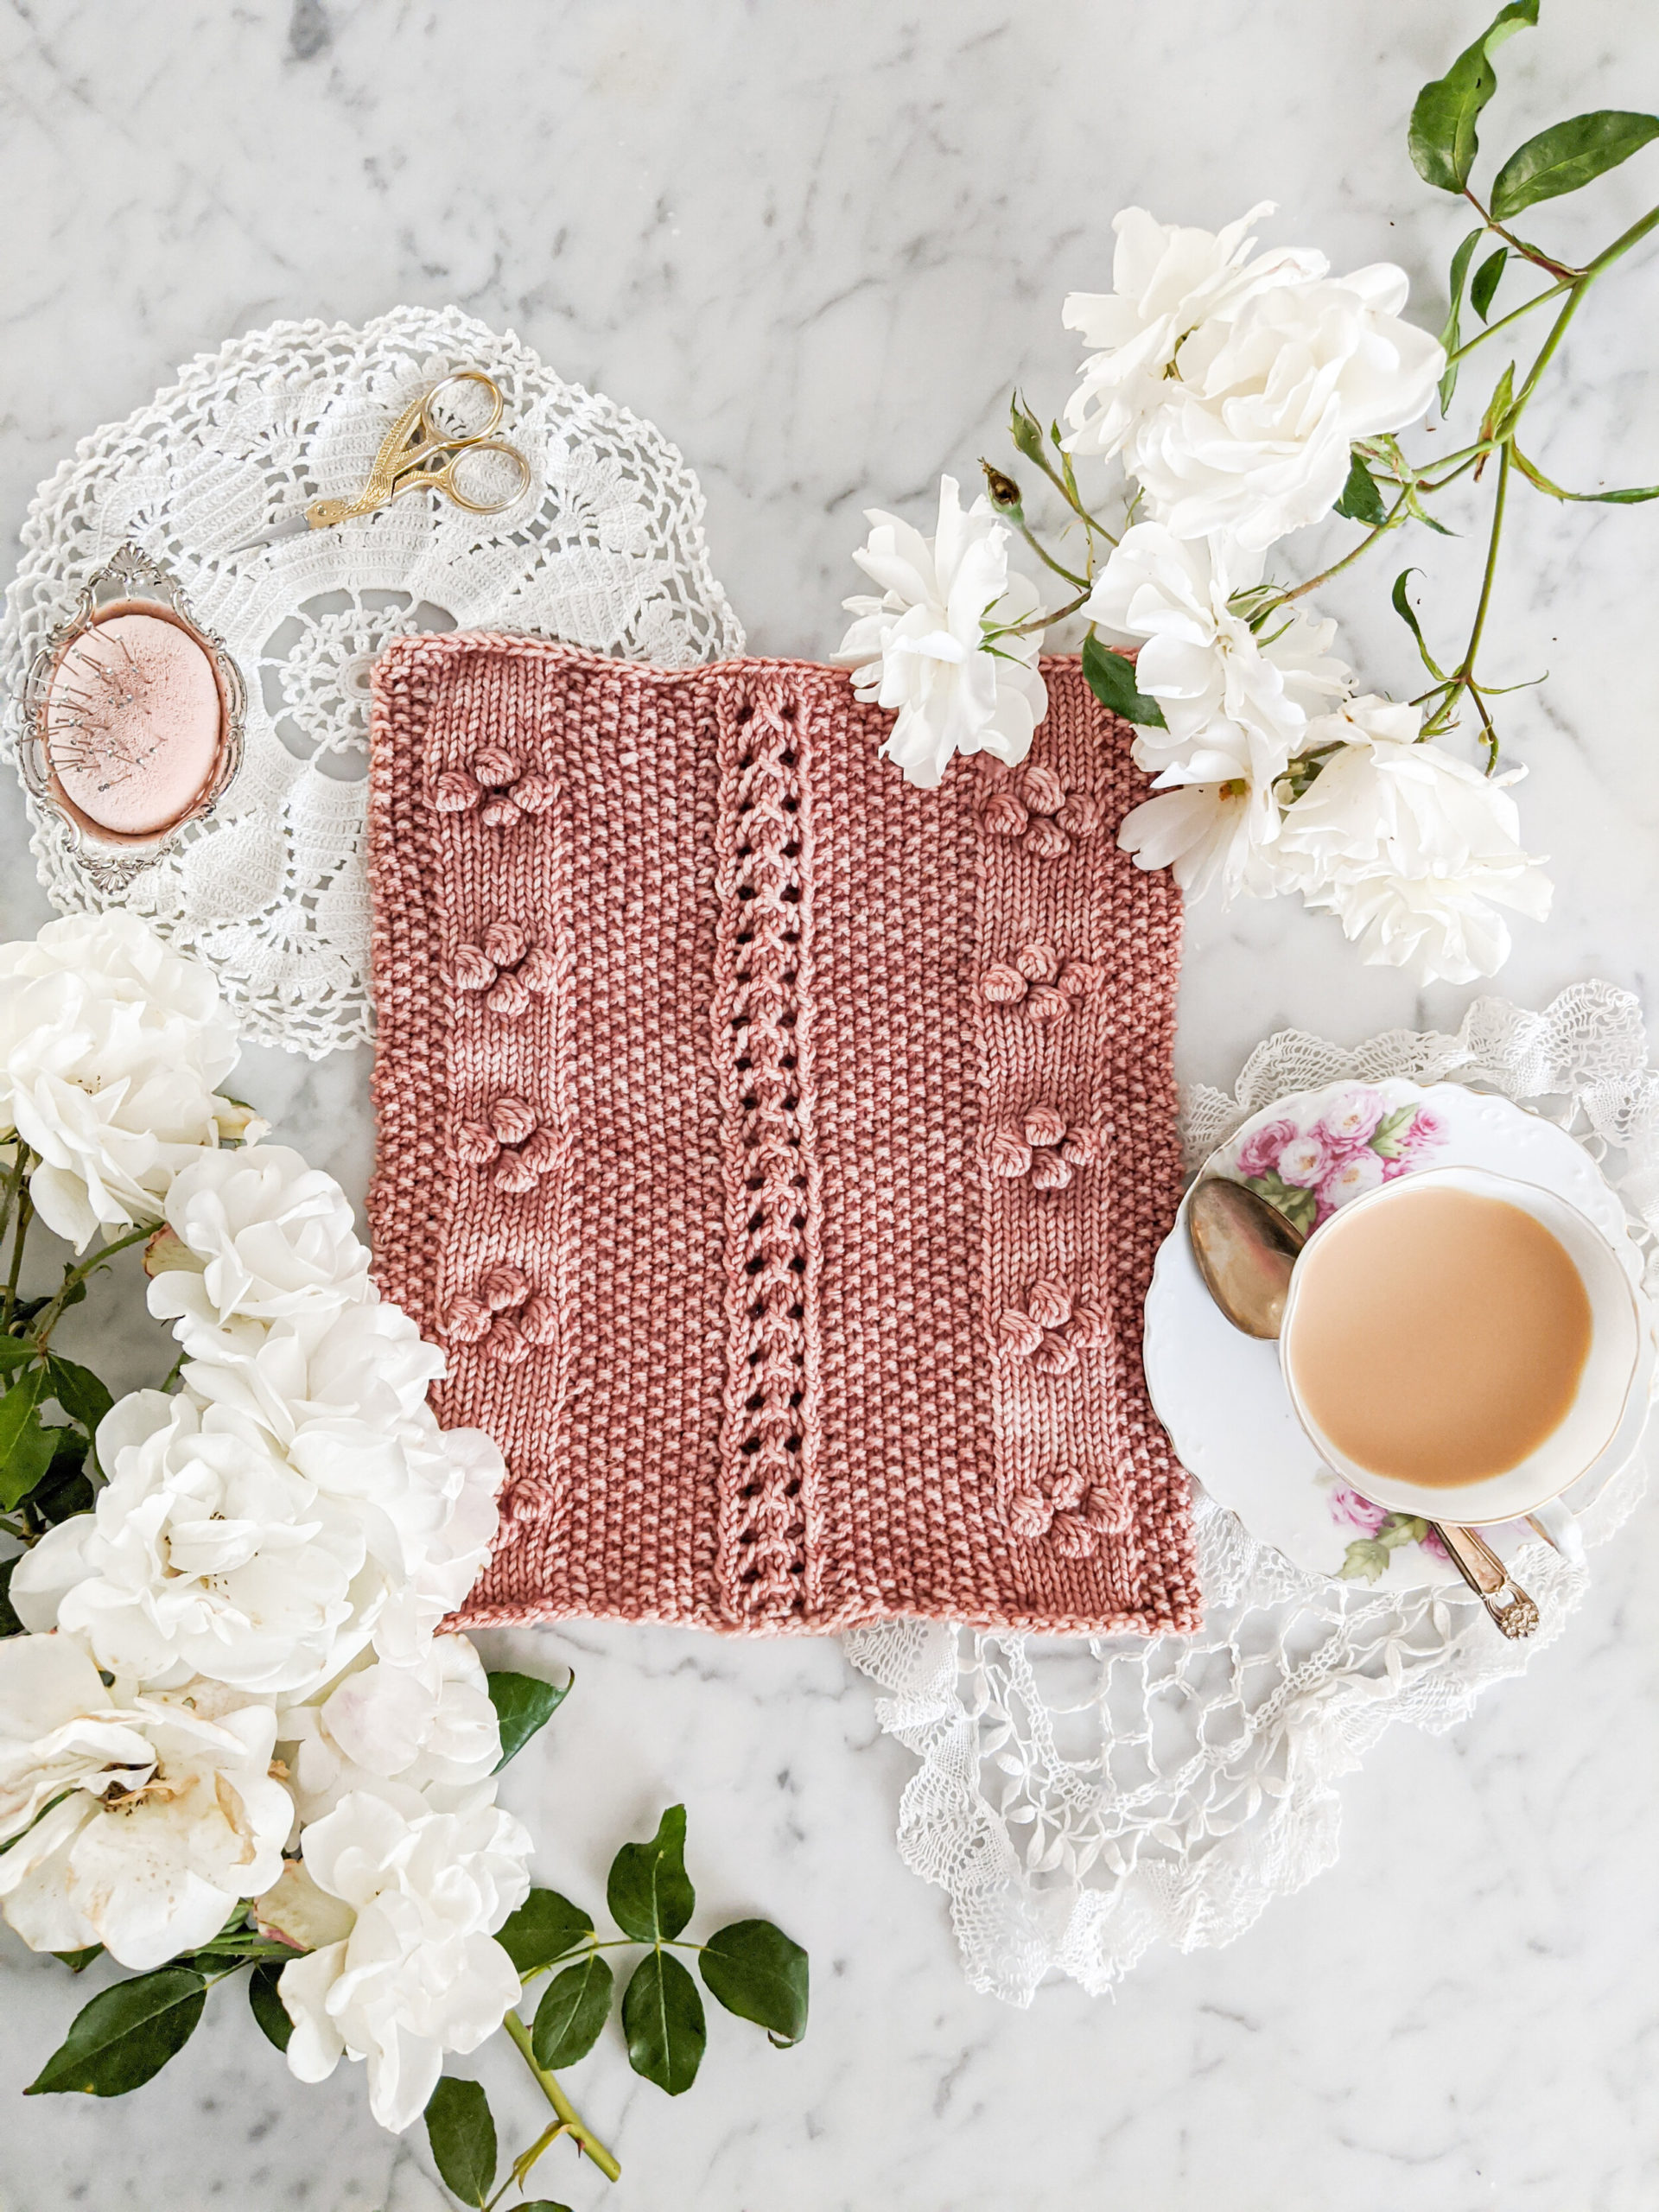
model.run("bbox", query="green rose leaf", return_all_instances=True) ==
[45,1355,114,1438]
[1080,632,1167,730]
[1408,0,1539,193]
[25,1431,95,1531]
[1437,227,1483,410]
[496,1887,596,1976]
[26,1968,207,2097]
[698,1919,810,2047]
[1491,111,1659,219]
[1470,245,1508,321]
[424,2075,497,2209]
[622,1949,707,2096]
[0,1338,36,1370]
[1391,569,1446,681]
[1333,452,1388,526]
[50,1946,104,1974]
[486,1669,570,1771]
[607,1804,695,1943]
[514,2203,577,2211]
[247,1961,293,2051]
[531,1953,614,2069]
[0,1364,54,1512]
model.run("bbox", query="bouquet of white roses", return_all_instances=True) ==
[0,912,806,2208]
[837,2,1659,987]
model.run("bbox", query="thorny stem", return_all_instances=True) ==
[1268,488,1412,607]
[1460,188,1582,283]
[502,2008,623,2185]
[1009,512,1090,592]
[1016,431,1120,549]
[0,1145,26,1259]
[3,1177,33,1332]
[29,1223,154,1353]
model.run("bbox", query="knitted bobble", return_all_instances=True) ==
[1007,1485,1052,1539]
[518,1126,562,1173]
[1023,1103,1066,1148]
[981,964,1027,1006]
[1027,1280,1072,1329]
[490,1095,538,1145]
[988,1128,1033,1178]
[1029,1150,1073,1192]
[1005,1465,1123,1553]
[1050,1511,1096,1559]
[1025,983,1069,1023]
[980,790,1029,837]
[435,770,481,813]
[1070,1295,1109,1348]
[483,920,526,967]
[1060,1125,1099,1167]
[996,1307,1045,1358]
[456,1120,499,1166]
[480,795,524,828]
[510,773,557,814]
[517,945,559,994]
[518,1292,558,1345]
[1022,764,1066,815]
[1015,941,1060,984]
[474,748,520,786]
[485,970,529,1017]
[443,1295,492,1344]
[1057,792,1100,837]
[507,1482,552,1523]
[493,1150,539,1195]
[483,1316,530,1364]
[1024,816,1071,861]
[1030,1330,1078,1376]
[482,1264,531,1312]
[452,944,496,991]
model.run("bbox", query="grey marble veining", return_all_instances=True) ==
[3,3,1659,2206]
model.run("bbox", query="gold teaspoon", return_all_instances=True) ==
[1186,1177,1540,1639]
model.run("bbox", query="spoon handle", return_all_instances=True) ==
[1434,1522,1541,1639]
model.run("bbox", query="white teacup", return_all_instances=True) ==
[1280,1164,1649,1555]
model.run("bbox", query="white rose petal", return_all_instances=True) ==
[1118,779,1285,903]
[148,1145,373,1351]
[1065,207,1443,544]
[1087,523,1349,801]
[0,1634,290,1969]
[1274,696,1554,983]
[277,1785,531,2133]
[13,1389,366,1695]
[278,1637,502,1827]
[0,912,245,1250]
[836,474,1047,788]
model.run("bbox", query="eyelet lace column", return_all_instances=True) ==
[710,684,819,1628]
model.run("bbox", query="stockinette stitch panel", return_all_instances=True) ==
[367,636,1198,1637]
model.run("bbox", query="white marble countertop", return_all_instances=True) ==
[4,3,1659,2206]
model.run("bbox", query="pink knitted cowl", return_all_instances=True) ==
[367,637,1198,1637]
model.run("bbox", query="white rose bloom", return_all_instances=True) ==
[836,475,1047,788]
[148,1146,372,1352]
[1274,696,1554,983]
[0,1634,289,1969]
[278,1785,531,2133]
[1065,206,1443,545]
[0,911,253,1251]
[1118,779,1285,902]
[181,1303,502,1661]
[1086,524,1349,795]
[10,1389,366,1695]
[277,1637,501,1828]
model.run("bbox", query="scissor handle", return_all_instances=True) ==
[406,438,533,515]
[418,370,505,443]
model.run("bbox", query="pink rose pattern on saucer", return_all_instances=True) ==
[1230,1084,1448,1580]
[1233,1085,1446,1236]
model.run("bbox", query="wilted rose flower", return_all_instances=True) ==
[277,1637,501,1827]
[0,1634,289,1969]
[1274,696,1553,983]
[1065,205,1444,544]
[278,1785,531,2133]
[0,911,254,1250]
[836,475,1047,787]
[147,1145,372,1352]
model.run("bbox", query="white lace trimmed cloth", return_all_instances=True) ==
[0,306,743,1057]
[846,983,1659,2005]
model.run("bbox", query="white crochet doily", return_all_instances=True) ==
[846,982,1659,2005]
[0,306,744,1057]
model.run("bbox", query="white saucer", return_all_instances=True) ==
[1142,1078,1657,1589]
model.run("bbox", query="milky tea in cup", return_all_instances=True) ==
[1280,1165,1644,1525]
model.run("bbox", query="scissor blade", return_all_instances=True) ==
[225,512,313,556]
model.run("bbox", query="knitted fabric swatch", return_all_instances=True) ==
[367,636,1198,1637]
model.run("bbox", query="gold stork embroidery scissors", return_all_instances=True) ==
[228,369,533,554]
